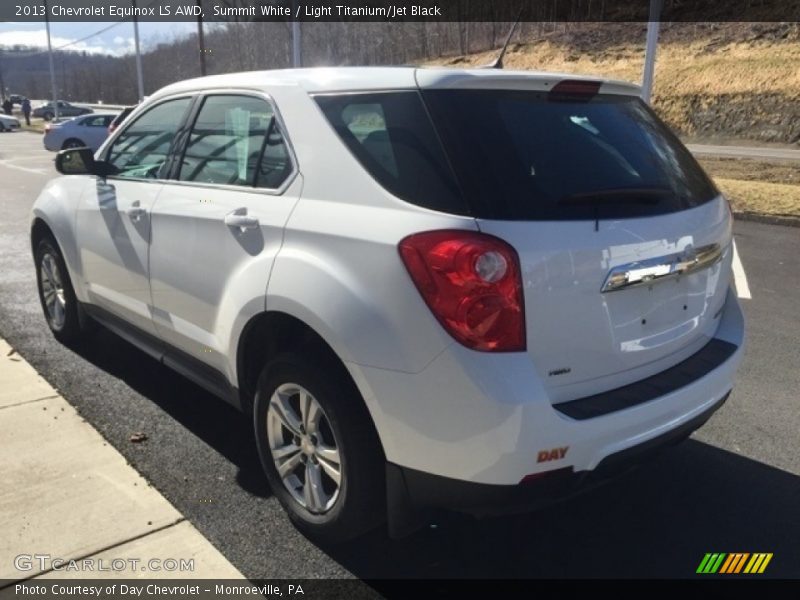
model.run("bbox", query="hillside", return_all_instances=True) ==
[432,22,800,146]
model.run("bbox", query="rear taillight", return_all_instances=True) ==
[44,124,51,133]
[399,230,525,352]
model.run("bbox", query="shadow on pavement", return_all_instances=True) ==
[69,326,271,499]
[328,441,800,581]
[67,325,800,581]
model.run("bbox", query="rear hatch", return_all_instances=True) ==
[420,76,733,402]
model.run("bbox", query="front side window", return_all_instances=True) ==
[106,97,192,180]
[179,94,291,189]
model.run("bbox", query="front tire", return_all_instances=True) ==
[34,236,85,344]
[254,352,385,543]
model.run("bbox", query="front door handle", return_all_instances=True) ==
[224,208,259,232]
[127,201,147,222]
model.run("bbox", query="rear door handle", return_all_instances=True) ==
[224,208,259,232]
[127,201,147,221]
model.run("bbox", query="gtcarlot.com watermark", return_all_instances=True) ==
[14,553,195,573]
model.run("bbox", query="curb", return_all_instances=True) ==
[0,338,245,582]
[734,211,800,228]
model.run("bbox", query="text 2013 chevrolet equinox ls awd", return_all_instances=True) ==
[31,68,744,542]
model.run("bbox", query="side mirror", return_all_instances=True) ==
[55,147,113,177]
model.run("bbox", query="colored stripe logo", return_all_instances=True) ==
[696,552,773,574]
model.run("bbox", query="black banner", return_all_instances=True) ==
[2,0,800,23]
[1,579,800,599]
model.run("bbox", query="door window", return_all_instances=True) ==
[106,97,192,180]
[179,95,292,189]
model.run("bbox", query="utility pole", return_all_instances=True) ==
[43,0,59,119]
[132,0,145,101]
[197,0,207,76]
[0,48,6,101]
[641,0,663,104]
[291,1,301,67]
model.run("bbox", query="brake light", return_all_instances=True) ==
[398,230,525,352]
[549,79,602,101]
[44,124,51,133]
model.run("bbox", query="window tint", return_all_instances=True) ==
[107,98,191,180]
[423,89,719,220]
[315,92,465,215]
[180,95,291,188]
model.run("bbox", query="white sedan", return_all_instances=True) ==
[0,114,21,132]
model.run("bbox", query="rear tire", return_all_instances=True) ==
[253,351,385,544]
[43,112,54,121]
[34,235,86,344]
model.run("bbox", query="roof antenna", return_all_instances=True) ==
[482,10,523,69]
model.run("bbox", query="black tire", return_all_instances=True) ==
[34,235,85,344]
[62,138,85,149]
[43,112,54,121]
[253,351,385,544]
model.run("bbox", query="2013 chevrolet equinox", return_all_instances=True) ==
[31,67,744,542]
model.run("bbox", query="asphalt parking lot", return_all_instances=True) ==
[1,130,798,582]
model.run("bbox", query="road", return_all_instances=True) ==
[1,131,799,582]
[687,143,800,162]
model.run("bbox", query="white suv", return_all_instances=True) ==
[31,67,744,542]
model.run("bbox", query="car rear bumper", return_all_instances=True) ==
[388,389,729,518]
[350,287,744,487]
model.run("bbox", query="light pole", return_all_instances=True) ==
[132,0,145,101]
[291,1,301,67]
[43,0,59,119]
[641,0,663,104]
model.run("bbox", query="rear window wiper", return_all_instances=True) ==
[557,187,672,206]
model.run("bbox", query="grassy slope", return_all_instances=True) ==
[431,23,800,143]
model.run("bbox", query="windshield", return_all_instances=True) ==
[422,89,719,220]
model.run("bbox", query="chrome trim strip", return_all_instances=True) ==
[601,243,723,293]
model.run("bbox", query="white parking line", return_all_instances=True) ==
[732,239,752,299]
[0,160,49,175]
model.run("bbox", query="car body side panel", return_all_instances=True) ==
[30,177,92,303]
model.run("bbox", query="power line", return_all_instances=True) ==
[1,0,160,58]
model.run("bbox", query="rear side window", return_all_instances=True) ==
[423,89,719,220]
[315,92,466,215]
[179,94,292,189]
[81,115,112,127]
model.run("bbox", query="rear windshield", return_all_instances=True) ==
[316,89,718,220]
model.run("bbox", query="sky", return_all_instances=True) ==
[0,22,197,56]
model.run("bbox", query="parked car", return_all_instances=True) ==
[9,94,24,105]
[108,106,135,134]
[30,68,744,543]
[0,113,21,132]
[32,100,92,121]
[43,113,117,152]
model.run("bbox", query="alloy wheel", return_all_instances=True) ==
[40,253,66,330]
[266,383,342,514]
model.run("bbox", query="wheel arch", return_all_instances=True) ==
[236,311,357,411]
